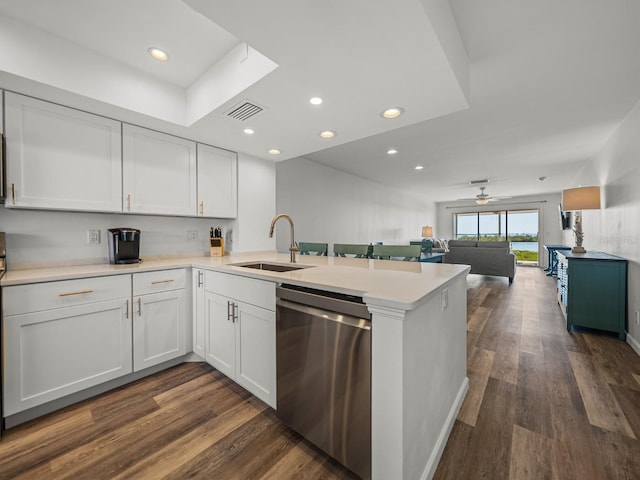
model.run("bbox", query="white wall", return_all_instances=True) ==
[563,99,640,350]
[233,153,277,253]
[436,193,565,269]
[275,157,436,254]
[0,153,276,268]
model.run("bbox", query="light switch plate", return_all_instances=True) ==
[87,229,100,245]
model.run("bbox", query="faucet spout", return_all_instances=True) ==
[269,214,298,263]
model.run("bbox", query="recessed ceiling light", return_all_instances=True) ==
[309,97,323,105]
[268,149,281,155]
[382,107,404,119]
[414,165,424,170]
[148,47,168,61]
[243,128,255,135]
[387,148,398,155]
[319,130,335,139]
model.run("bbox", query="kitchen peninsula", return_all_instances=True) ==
[2,253,470,480]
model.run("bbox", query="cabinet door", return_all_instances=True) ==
[4,92,122,212]
[3,299,132,416]
[133,289,187,371]
[236,301,276,408]
[568,260,626,335]
[122,124,197,216]
[197,144,238,218]
[192,269,206,358]
[204,292,236,379]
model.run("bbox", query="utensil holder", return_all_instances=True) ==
[210,237,224,256]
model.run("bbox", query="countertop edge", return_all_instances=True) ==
[1,254,470,312]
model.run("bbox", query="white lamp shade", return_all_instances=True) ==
[562,186,601,211]
[422,226,433,237]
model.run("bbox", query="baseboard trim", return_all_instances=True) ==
[627,332,640,357]
[421,376,469,480]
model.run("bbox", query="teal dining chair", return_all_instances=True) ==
[372,244,421,261]
[410,239,433,255]
[333,243,373,258]
[299,242,328,256]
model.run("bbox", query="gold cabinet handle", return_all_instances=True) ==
[59,289,93,297]
[151,279,175,285]
[199,200,204,216]
[137,297,142,316]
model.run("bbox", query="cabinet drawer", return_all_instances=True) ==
[205,270,275,311]
[4,275,131,316]
[133,269,185,295]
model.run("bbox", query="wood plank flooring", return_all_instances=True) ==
[435,267,640,480]
[2,266,640,479]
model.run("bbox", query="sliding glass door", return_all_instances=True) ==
[454,209,539,264]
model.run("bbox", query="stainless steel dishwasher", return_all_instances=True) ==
[276,284,371,480]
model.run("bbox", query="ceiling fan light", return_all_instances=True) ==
[476,198,490,205]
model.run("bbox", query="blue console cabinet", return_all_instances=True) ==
[557,251,627,340]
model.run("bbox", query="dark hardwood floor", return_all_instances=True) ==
[435,266,640,480]
[2,266,640,479]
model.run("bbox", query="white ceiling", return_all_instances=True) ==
[1,0,639,203]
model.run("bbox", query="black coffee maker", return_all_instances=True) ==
[107,228,141,264]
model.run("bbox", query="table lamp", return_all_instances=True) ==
[421,226,433,239]
[562,186,601,253]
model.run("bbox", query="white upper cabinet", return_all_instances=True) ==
[197,143,238,218]
[122,124,197,216]
[4,92,122,212]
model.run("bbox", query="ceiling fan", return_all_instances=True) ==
[459,186,511,205]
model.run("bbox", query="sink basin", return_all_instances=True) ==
[229,261,313,272]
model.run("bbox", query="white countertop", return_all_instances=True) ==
[1,253,470,310]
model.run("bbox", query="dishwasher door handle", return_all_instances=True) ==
[277,298,371,330]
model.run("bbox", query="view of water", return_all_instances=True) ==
[510,241,538,252]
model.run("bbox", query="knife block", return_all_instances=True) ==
[210,238,224,257]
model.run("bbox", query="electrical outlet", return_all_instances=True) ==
[87,229,101,245]
[186,230,198,241]
[441,288,449,312]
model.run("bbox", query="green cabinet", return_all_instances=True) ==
[557,251,627,340]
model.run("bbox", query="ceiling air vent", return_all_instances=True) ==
[469,179,489,185]
[225,99,265,121]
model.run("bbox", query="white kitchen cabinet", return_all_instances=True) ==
[4,92,122,212]
[192,268,206,359]
[122,124,197,216]
[3,275,132,416]
[197,143,238,218]
[204,271,276,408]
[132,269,187,371]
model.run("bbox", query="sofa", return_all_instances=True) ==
[443,240,516,284]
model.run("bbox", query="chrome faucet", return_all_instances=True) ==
[269,214,299,263]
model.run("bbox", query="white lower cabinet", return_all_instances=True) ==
[2,267,271,419]
[3,276,132,416]
[132,269,187,371]
[204,271,276,408]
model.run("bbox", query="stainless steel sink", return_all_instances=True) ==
[229,261,314,272]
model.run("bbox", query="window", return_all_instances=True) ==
[454,209,539,264]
